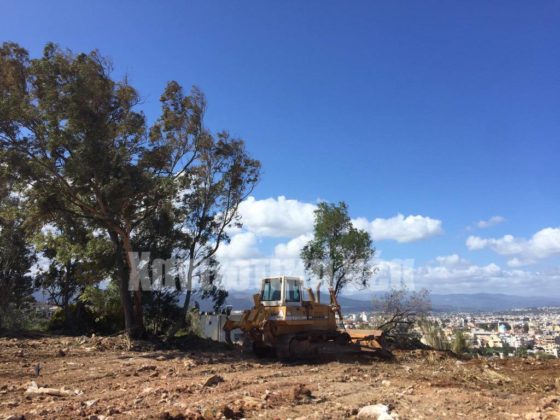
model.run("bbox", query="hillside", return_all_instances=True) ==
[1,335,559,419]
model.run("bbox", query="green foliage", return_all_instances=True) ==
[535,351,556,360]
[515,346,528,357]
[34,220,113,326]
[301,201,374,295]
[184,309,203,337]
[418,319,450,351]
[194,256,228,312]
[501,342,514,355]
[450,330,470,354]
[79,282,124,333]
[142,290,181,336]
[0,220,36,330]
[47,302,96,333]
[0,170,36,331]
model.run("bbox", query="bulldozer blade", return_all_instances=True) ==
[346,329,385,350]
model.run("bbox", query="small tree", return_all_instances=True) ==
[418,319,449,351]
[142,290,181,336]
[159,110,259,333]
[79,281,124,333]
[34,219,113,329]
[450,330,469,354]
[372,287,431,348]
[0,218,36,330]
[301,202,374,296]
[0,169,36,331]
[515,347,528,358]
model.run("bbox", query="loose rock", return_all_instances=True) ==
[24,381,79,397]
[203,374,224,387]
[357,404,399,419]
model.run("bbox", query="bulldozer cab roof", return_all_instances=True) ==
[260,276,303,307]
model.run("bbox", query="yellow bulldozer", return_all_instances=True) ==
[223,276,392,360]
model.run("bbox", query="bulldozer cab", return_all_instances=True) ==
[260,276,303,307]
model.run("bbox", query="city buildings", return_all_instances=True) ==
[343,307,560,358]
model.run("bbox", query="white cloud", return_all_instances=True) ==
[465,236,489,250]
[507,258,525,268]
[236,196,442,244]
[274,234,313,259]
[532,228,560,257]
[466,227,560,266]
[416,261,502,282]
[214,250,560,295]
[216,256,307,290]
[409,257,560,295]
[353,214,443,243]
[434,254,468,267]
[237,196,316,237]
[213,196,453,291]
[216,232,260,260]
[476,215,505,229]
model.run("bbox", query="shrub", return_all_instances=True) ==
[78,282,124,334]
[418,319,449,351]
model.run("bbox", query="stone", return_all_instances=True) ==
[291,384,313,403]
[136,364,157,373]
[203,374,224,387]
[357,404,399,420]
[24,381,78,398]
[541,396,560,410]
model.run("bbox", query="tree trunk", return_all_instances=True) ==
[166,259,194,338]
[182,289,193,317]
[109,231,141,339]
[179,258,195,322]
[62,263,71,330]
[122,233,144,337]
[74,298,85,333]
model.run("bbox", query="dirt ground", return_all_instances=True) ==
[1,334,559,419]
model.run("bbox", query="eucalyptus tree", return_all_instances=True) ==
[169,130,260,333]
[301,201,374,296]
[0,42,260,337]
[139,83,260,334]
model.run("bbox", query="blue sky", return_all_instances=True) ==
[2,1,559,295]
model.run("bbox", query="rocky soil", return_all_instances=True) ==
[1,334,559,419]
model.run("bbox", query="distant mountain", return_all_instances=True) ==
[429,293,560,312]
[36,288,560,313]
[222,291,374,313]
[217,290,560,313]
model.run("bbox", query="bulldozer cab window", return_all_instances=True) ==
[261,278,282,301]
[285,279,301,303]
